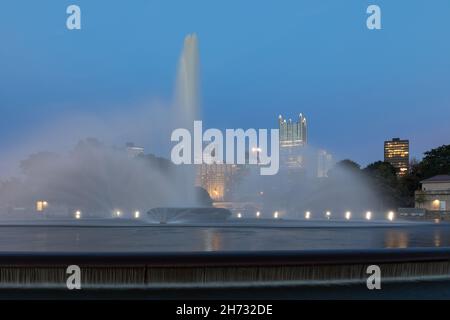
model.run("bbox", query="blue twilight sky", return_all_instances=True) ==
[0,0,449,174]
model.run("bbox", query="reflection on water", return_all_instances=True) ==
[385,230,409,248]
[434,230,442,247]
[0,225,450,252]
[202,229,222,251]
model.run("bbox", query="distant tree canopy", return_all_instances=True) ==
[336,159,361,171]
[341,144,450,209]
[327,159,362,179]
[363,161,397,187]
[20,151,59,177]
[415,145,450,178]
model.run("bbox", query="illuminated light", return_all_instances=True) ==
[237,213,242,219]
[36,200,49,212]
[345,211,351,220]
[36,201,43,212]
[252,147,262,153]
[274,211,279,219]
[134,211,140,219]
[326,211,331,219]
[305,211,311,220]
[115,211,122,217]
[75,211,81,219]
[365,211,372,220]
[387,211,395,221]
[432,199,440,209]
[256,211,261,218]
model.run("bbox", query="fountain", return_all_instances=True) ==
[145,33,232,223]
[174,33,201,129]
[0,34,449,300]
[166,34,203,209]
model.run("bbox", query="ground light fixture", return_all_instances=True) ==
[388,211,395,221]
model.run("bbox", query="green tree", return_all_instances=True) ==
[415,192,426,208]
[336,159,361,171]
[20,151,58,177]
[418,145,450,178]
[364,161,397,187]
[363,161,406,209]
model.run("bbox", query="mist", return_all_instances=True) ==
[230,145,383,220]
[0,137,211,218]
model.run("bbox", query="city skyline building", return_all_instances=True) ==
[384,138,410,176]
[317,149,334,178]
[278,114,307,147]
[125,142,145,158]
[195,144,245,202]
[278,114,308,172]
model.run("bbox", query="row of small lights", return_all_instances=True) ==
[236,210,396,221]
[73,210,141,219]
[114,210,141,219]
[74,210,395,221]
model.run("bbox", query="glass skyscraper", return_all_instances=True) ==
[278,113,307,147]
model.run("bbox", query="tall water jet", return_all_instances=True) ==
[174,33,201,128]
[172,34,202,206]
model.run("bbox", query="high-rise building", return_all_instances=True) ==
[384,138,410,176]
[278,114,307,171]
[278,114,307,147]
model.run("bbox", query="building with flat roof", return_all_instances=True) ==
[384,138,409,176]
[415,175,450,212]
[125,142,144,158]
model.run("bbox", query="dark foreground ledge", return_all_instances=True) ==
[1,248,450,291]
[1,248,450,266]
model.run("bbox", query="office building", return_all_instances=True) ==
[384,138,409,176]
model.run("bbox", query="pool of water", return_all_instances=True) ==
[0,219,448,252]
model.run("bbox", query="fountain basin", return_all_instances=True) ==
[146,207,232,224]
